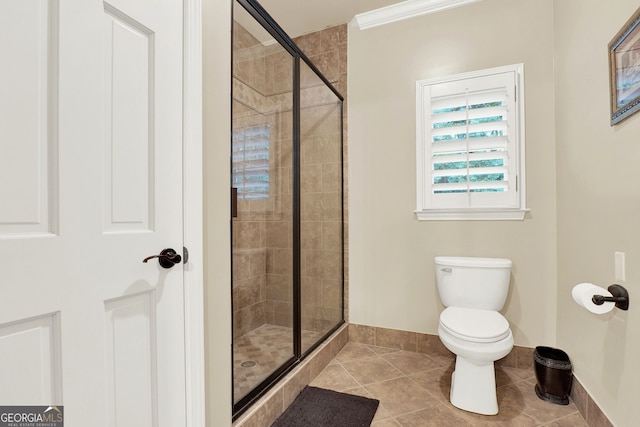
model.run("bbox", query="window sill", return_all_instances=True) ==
[415,208,529,221]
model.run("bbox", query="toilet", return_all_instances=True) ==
[435,256,514,415]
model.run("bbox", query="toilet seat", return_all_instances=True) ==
[439,307,510,343]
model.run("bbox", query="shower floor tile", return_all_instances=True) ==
[233,324,322,403]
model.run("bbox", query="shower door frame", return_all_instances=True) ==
[231,0,345,418]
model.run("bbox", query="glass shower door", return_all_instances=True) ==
[231,2,294,406]
[230,0,345,416]
[299,59,344,355]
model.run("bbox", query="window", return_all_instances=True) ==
[416,64,527,220]
[232,124,270,200]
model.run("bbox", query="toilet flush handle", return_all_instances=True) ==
[441,267,452,273]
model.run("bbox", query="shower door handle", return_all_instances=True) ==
[232,187,238,218]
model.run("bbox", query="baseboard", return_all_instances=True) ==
[349,323,531,368]
[570,374,614,427]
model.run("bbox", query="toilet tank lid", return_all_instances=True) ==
[435,256,512,268]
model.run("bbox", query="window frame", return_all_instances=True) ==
[415,63,528,221]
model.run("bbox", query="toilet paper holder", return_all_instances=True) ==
[591,284,629,311]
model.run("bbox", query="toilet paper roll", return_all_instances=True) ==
[572,283,615,314]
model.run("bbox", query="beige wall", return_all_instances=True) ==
[203,0,232,424]
[348,0,557,347]
[555,1,640,425]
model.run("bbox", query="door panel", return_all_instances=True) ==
[0,313,62,405]
[0,0,186,425]
[105,292,157,426]
[103,4,155,233]
[0,0,58,236]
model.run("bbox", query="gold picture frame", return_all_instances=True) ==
[609,7,640,125]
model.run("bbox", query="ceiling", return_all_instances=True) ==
[256,0,402,38]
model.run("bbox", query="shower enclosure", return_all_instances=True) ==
[231,0,345,416]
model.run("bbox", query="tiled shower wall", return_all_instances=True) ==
[295,24,349,330]
[232,23,348,339]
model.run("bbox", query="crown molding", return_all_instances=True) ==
[351,0,482,30]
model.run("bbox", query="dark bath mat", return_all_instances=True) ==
[271,386,379,427]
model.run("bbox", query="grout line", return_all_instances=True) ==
[535,410,582,426]
[334,359,365,390]
[405,373,446,404]
[343,356,405,389]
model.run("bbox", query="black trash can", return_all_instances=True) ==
[533,346,573,405]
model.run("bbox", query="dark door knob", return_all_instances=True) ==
[142,248,182,269]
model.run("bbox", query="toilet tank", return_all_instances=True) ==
[435,256,512,310]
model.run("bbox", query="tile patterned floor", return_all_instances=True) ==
[310,342,588,427]
[234,324,323,403]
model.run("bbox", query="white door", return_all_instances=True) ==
[0,0,186,426]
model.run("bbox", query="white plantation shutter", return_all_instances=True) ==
[416,64,526,220]
[232,124,270,200]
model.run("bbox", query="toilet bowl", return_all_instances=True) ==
[438,307,514,415]
[434,256,514,415]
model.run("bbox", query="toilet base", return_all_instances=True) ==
[450,355,499,415]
